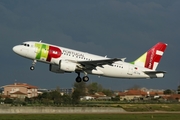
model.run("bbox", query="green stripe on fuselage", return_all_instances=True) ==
[35,43,49,60]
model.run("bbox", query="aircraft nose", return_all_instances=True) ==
[12,45,21,54]
[13,46,18,53]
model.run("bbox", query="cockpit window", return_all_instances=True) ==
[22,43,30,47]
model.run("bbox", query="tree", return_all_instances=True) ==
[71,89,81,104]
[129,85,141,90]
[73,82,87,96]
[72,82,87,104]
[4,98,13,104]
[56,86,60,92]
[49,90,62,105]
[25,97,32,104]
[36,90,62,105]
[112,95,120,101]
[102,89,113,96]
[39,92,51,99]
[177,85,180,94]
[61,94,72,105]
[87,82,103,94]
[164,89,173,94]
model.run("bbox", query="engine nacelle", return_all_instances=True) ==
[49,64,64,73]
[59,60,77,72]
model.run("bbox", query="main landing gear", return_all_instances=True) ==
[30,60,36,70]
[75,72,89,83]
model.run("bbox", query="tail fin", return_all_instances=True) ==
[132,42,167,70]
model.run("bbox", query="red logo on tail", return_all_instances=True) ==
[145,42,167,70]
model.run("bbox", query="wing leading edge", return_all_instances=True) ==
[76,58,123,70]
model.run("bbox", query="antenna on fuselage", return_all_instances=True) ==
[39,40,42,43]
[121,58,126,62]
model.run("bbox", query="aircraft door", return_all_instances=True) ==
[128,65,134,75]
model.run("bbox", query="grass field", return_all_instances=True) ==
[120,104,180,111]
[81,102,180,111]
[0,114,180,120]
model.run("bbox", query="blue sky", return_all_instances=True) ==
[0,0,179,90]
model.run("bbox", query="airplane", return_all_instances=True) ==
[13,41,167,83]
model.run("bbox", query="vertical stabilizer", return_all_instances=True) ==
[132,42,167,70]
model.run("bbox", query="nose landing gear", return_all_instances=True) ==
[30,66,35,70]
[30,60,36,70]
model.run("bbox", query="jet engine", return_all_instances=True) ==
[49,64,64,73]
[59,60,77,72]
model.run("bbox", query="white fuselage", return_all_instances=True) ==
[13,41,164,79]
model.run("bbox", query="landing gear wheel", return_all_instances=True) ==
[30,66,35,70]
[83,76,89,82]
[76,76,82,83]
[30,60,36,71]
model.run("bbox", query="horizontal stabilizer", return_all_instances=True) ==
[143,71,166,74]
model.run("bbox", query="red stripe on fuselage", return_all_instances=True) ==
[47,46,62,62]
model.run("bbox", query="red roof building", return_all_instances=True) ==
[118,89,166,101]
[3,83,38,99]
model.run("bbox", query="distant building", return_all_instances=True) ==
[80,92,111,101]
[80,96,95,101]
[119,89,147,101]
[60,88,74,95]
[3,83,38,99]
[162,94,180,102]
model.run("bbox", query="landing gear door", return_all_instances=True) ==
[128,65,134,75]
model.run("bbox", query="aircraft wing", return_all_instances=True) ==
[76,58,123,69]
